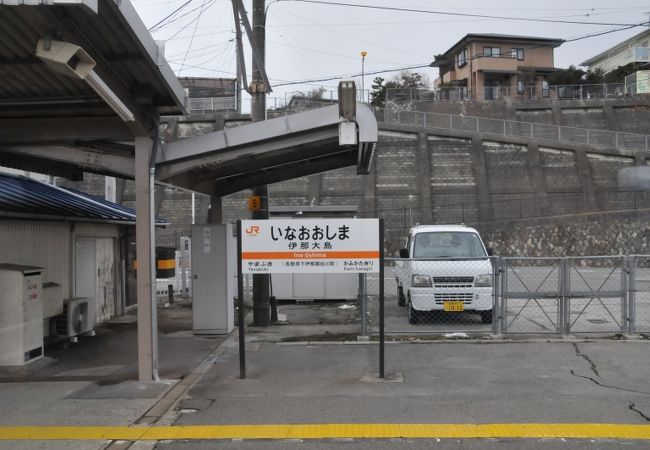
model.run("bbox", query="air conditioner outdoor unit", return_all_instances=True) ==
[55,298,96,340]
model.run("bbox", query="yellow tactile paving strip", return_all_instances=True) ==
[1,424,650,441]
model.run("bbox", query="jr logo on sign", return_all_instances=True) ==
[245,225,260,236]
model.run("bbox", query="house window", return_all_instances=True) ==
[511,48,524,60]
[483,47,501,57]
[456,48,467,67]
[517,80,525,94]
[542,80,549,97]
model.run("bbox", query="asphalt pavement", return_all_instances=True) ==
[153,303,650,450]
[1,301,650,450]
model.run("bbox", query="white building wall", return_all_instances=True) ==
[0,219,122,323]
[0,221,71,296]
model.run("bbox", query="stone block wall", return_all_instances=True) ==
[539,147,581,192]
[429,136,478,224]
[561,107,609,130]
[479,210,650,257]
[587,154,634,191]
[375,131,419,219]
[612,105,650,134]
[320,166,366,206]
[515,108,554,124]
[483,142,534,194]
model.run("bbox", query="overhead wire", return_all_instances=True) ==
[178,0,209,75]
[150,0,220,32]
[148,0,193,31]
[267,8,327,78]
[268,19,650,89]
[563,21,649,43]
[144,0,647,93]
[275,0,642,27]
[274,4,429,59]
[265,38,407,67]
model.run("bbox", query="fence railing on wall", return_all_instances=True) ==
[388,83,634,103]
[376,109,650,152]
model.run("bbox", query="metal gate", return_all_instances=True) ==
[630,255,650,334]
[500,258,563,334]
[369,255,646,337]
[500,257,628,334]
[565,257,627,334]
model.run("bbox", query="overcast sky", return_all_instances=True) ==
[133,0,650,105]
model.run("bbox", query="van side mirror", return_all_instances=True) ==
[486,247,494,256]
[399,248,409,258]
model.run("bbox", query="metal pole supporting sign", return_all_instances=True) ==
[379,218,385,379]
[237,220,246,379]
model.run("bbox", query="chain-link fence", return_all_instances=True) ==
[361,255,649,338]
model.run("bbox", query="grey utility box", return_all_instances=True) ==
[0,264,44,366]
[191,224,236,335]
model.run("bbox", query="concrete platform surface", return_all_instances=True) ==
[0,302,649,450]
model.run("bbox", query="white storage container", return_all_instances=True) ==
[0,264,43,366]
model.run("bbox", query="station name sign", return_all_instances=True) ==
[241,219,380,274]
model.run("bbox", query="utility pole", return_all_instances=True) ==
[250,0,271,326]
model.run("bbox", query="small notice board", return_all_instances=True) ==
[241,219,380,274]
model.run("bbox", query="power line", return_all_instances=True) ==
[277,0,641,27]
[150,0,219,32]
[178,0,209,75]
[268,20,650,88]
[266,38,413,66]
[275,4,431,59]
[148,0,192,31]
[563,21,649,43]
[268,8,328,79]
[271,63,431,88]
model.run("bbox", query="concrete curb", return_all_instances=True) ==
[102,332,239,450]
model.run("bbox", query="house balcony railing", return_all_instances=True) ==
[472,54,519,72]
[594,47,650,73]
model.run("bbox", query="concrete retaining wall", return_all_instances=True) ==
[411,97,650,135]
[59,98,650,256]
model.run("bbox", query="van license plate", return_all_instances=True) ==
[443,301,464,312]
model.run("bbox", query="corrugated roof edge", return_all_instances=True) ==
[0,173,168,225]
[67,187,168,225]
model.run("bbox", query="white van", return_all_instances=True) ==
[395,224,493,324]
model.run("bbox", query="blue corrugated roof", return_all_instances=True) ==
[0,173,167,224]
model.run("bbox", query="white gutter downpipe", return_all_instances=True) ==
[149,131,161,383]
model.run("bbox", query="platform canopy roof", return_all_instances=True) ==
[0,0,186,133]
[156,104,377,196]
[0,0,377,193]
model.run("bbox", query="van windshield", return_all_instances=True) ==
[412,231,487,258]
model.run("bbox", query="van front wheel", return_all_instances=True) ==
[408,300,420,324]
[480,310,493,324]
[397,286,406,307]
